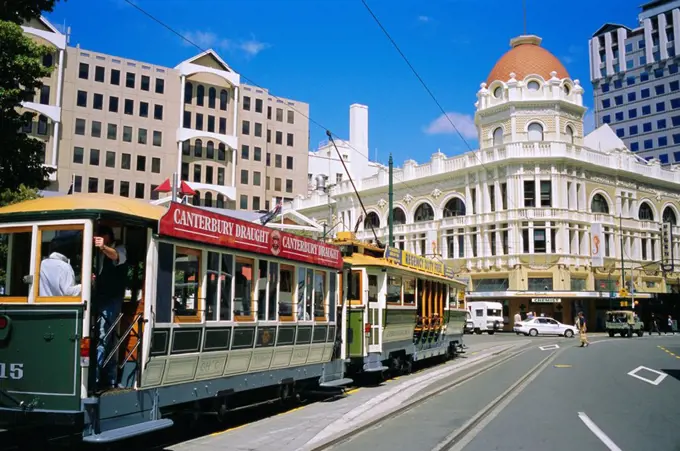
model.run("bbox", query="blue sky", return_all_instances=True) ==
[46,0,641,166]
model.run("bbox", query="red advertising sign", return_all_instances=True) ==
[158,202,344,270]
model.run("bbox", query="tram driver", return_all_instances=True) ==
[93,225,128,390]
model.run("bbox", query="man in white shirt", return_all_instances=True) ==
[39,243,82,297]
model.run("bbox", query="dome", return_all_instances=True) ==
[486,35,570,85]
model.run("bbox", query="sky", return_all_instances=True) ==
[45,0,645,166]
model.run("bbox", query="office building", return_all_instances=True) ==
[589,0,680,164]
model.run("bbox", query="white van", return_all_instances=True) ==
[467,301,504,334]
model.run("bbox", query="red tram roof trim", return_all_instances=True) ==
[159,202,343,270]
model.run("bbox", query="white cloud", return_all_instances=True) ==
[418,15,431,23]
[181,30,269,57]
[561,45,582,65]
[583,110,596,134]
[424,112,477,139]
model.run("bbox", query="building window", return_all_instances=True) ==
[89,148,100,166]
[242,120,250,135]
[286,156,293,170]
[196,85,204,106]
[275,131,282,145]
[219,89,228,110]
[153,131,162,147]
[120,181,129,197]
[135,182,145,199]
[243,96,251,111]
[255,98,263,113]
[136,155,146,171]
[124,99,134,115]
[639,202,654,221]
[194,140,203,158]
[253,171,261,186]
[206,141,214,159]
[88,177,98,193]
[285,179,293,193]
[276,108,283,121]
[286,133,294,146]
[138,128,147,145]
[75,118,86,135]
[154,104,163,120]
[42,53,53,67]
[193,165,201,183]
[184,82,193,103]
[104,179,114,194]
[527,123,543,141]
[155,78,164,94]
[106,151,115,168]
[183,111,191,129]
[125,72,135,88]
[254,123,262,137]
[109,96,119,113]
[110,69,120,85]
[208,87,216,109]
[241,145,249,160]
[123,126,132,142]
[523,180,535,207]
[139,101,148,117]
[565,125,574,144]
[93,93,103,110]
[76,90,87,107]
[287,110,294,124]
[73,146,84,164]
[275,154,282,168]
[207,115,215,133]
[527,80,540,91]
[240,195,248,210]
[241,169,248,185]
[141,75,150,91]
[37,115,47,135]
[254,147,262,161]
[492,127,503,146]
[107,123,117,140]
[540,181,551,207]
[79,62,89,79]
[91,121,101,138]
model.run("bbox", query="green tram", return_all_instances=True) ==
[0,194,349,443]
[333,232,468,375]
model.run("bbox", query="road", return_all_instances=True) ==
[327,333,680,451]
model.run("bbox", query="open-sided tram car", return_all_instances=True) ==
[333,232,468,376]
[0,194,349,443]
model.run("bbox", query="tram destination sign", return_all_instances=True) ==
[159,202,344,270]
[384,246,456,279]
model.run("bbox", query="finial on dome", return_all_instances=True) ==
[574,79,581,86]
[510,35,542,48]
[480,82,487,89]
[550,71,558,80]
[509,72,517,81]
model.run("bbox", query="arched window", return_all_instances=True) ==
[204,192,213,208]
[444,197,466,217]
[527,123,544,141]
[184,82,193,104]
[182,140,190,155]
[192,190,201,206]
[216,194,225,208]
[563,84,571,95]
[206,141,215,159]
[565,125,574,144]
[194,139,203,158]
[527,80,540,91]
[639,202,654,221]
[219,89,228,110]
[493,86,502,98]
[364,212,380,229]
[196,85,205,106]
[392,207,406,225]
[591,193,610,214]
[42,53,53,68]
[663,206,677,225]
[492,127,504,146]
[414,203,434,222]
[208,87,216,109]
[218,143,226,161]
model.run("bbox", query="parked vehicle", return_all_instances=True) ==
[467,301,504,334]
[464,311,474,334]
[514,317,577,337]
[605,310,644,337]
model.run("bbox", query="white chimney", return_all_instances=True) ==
[349,104,368,156]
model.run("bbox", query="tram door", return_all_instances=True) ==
[367,273,382,354]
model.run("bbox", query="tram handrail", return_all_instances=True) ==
[102,312,143,368]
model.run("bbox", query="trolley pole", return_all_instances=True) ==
[388,154,394,248]
[620,212,625,289]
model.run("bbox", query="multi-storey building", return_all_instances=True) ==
[20,16,308,209]
[236,85,309,211]
[291,34,680,330]
[589,0,680,164]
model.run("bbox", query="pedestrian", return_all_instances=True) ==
[577,311,589,347]
[650,313,661,336]
[667,315,675,335]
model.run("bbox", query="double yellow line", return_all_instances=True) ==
[658,345,680,359]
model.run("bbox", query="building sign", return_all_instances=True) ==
[383,246,456,280]
[531,298,561,304]
[662,221,674,272]
[591,223,605,267]
[159,202,344,270]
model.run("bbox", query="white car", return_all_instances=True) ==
[514,317,577,337]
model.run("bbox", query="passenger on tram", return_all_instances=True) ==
[39,237,82,297]
[93,225,128,389]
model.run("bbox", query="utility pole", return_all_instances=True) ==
[388,154,394,248]
[620,211,625,290]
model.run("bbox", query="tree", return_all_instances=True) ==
[0,184,41,207]
[0,0,61,192]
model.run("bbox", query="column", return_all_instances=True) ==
[643,18,654,63]
[604,32,615,76]
[51,48,65,168]
[658,14,669,60]
[673,10,680,49]
[617,28,627,64]
[177,75,186,177]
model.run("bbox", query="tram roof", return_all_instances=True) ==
[344,253,467,287]
[0,193,167,223]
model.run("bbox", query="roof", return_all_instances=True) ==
[487,35,570,85]
[0,193,167,222]
[344,253,467,287]
[592,23,631,37]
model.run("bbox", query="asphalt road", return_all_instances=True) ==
[462,334,680,451]
[329,341,557,451]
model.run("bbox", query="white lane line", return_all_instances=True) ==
[627,365,668,386]
[539,344,560,351]
[578,412,623,451]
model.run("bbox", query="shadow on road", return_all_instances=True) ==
[662,369,680,383]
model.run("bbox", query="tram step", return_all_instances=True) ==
[82,418,174,444]
[320,377,354,388]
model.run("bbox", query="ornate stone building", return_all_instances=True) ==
[289,35,680,329]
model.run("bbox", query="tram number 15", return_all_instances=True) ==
[0,363,24,380]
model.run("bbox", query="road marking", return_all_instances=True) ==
[578,412,623,451]
[627,365,668,386]
[345,388,361,395]
[554,364,572,368]
[539,344,560,351]
[658,346,680,359]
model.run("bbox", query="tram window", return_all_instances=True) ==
[279,264,294,320]
[387,275,402,304]
[297,267,314,321]
[219,254,233,321]
[403,278,415,304]
[314,270,326,320]
[0,228,33,299]
[329,272,337,322]
[257,259,268,321]
[368,275,378,303]
[36,226,84,301]
[234,257,253,320]
[268,262,278,321]
[348,270,362,303]
[206,252,219,321]
[448,286,457,308]
[173,247,201,321]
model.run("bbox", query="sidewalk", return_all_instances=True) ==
[168,339,525,451]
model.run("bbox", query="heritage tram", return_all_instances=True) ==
[0,194,468,444]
